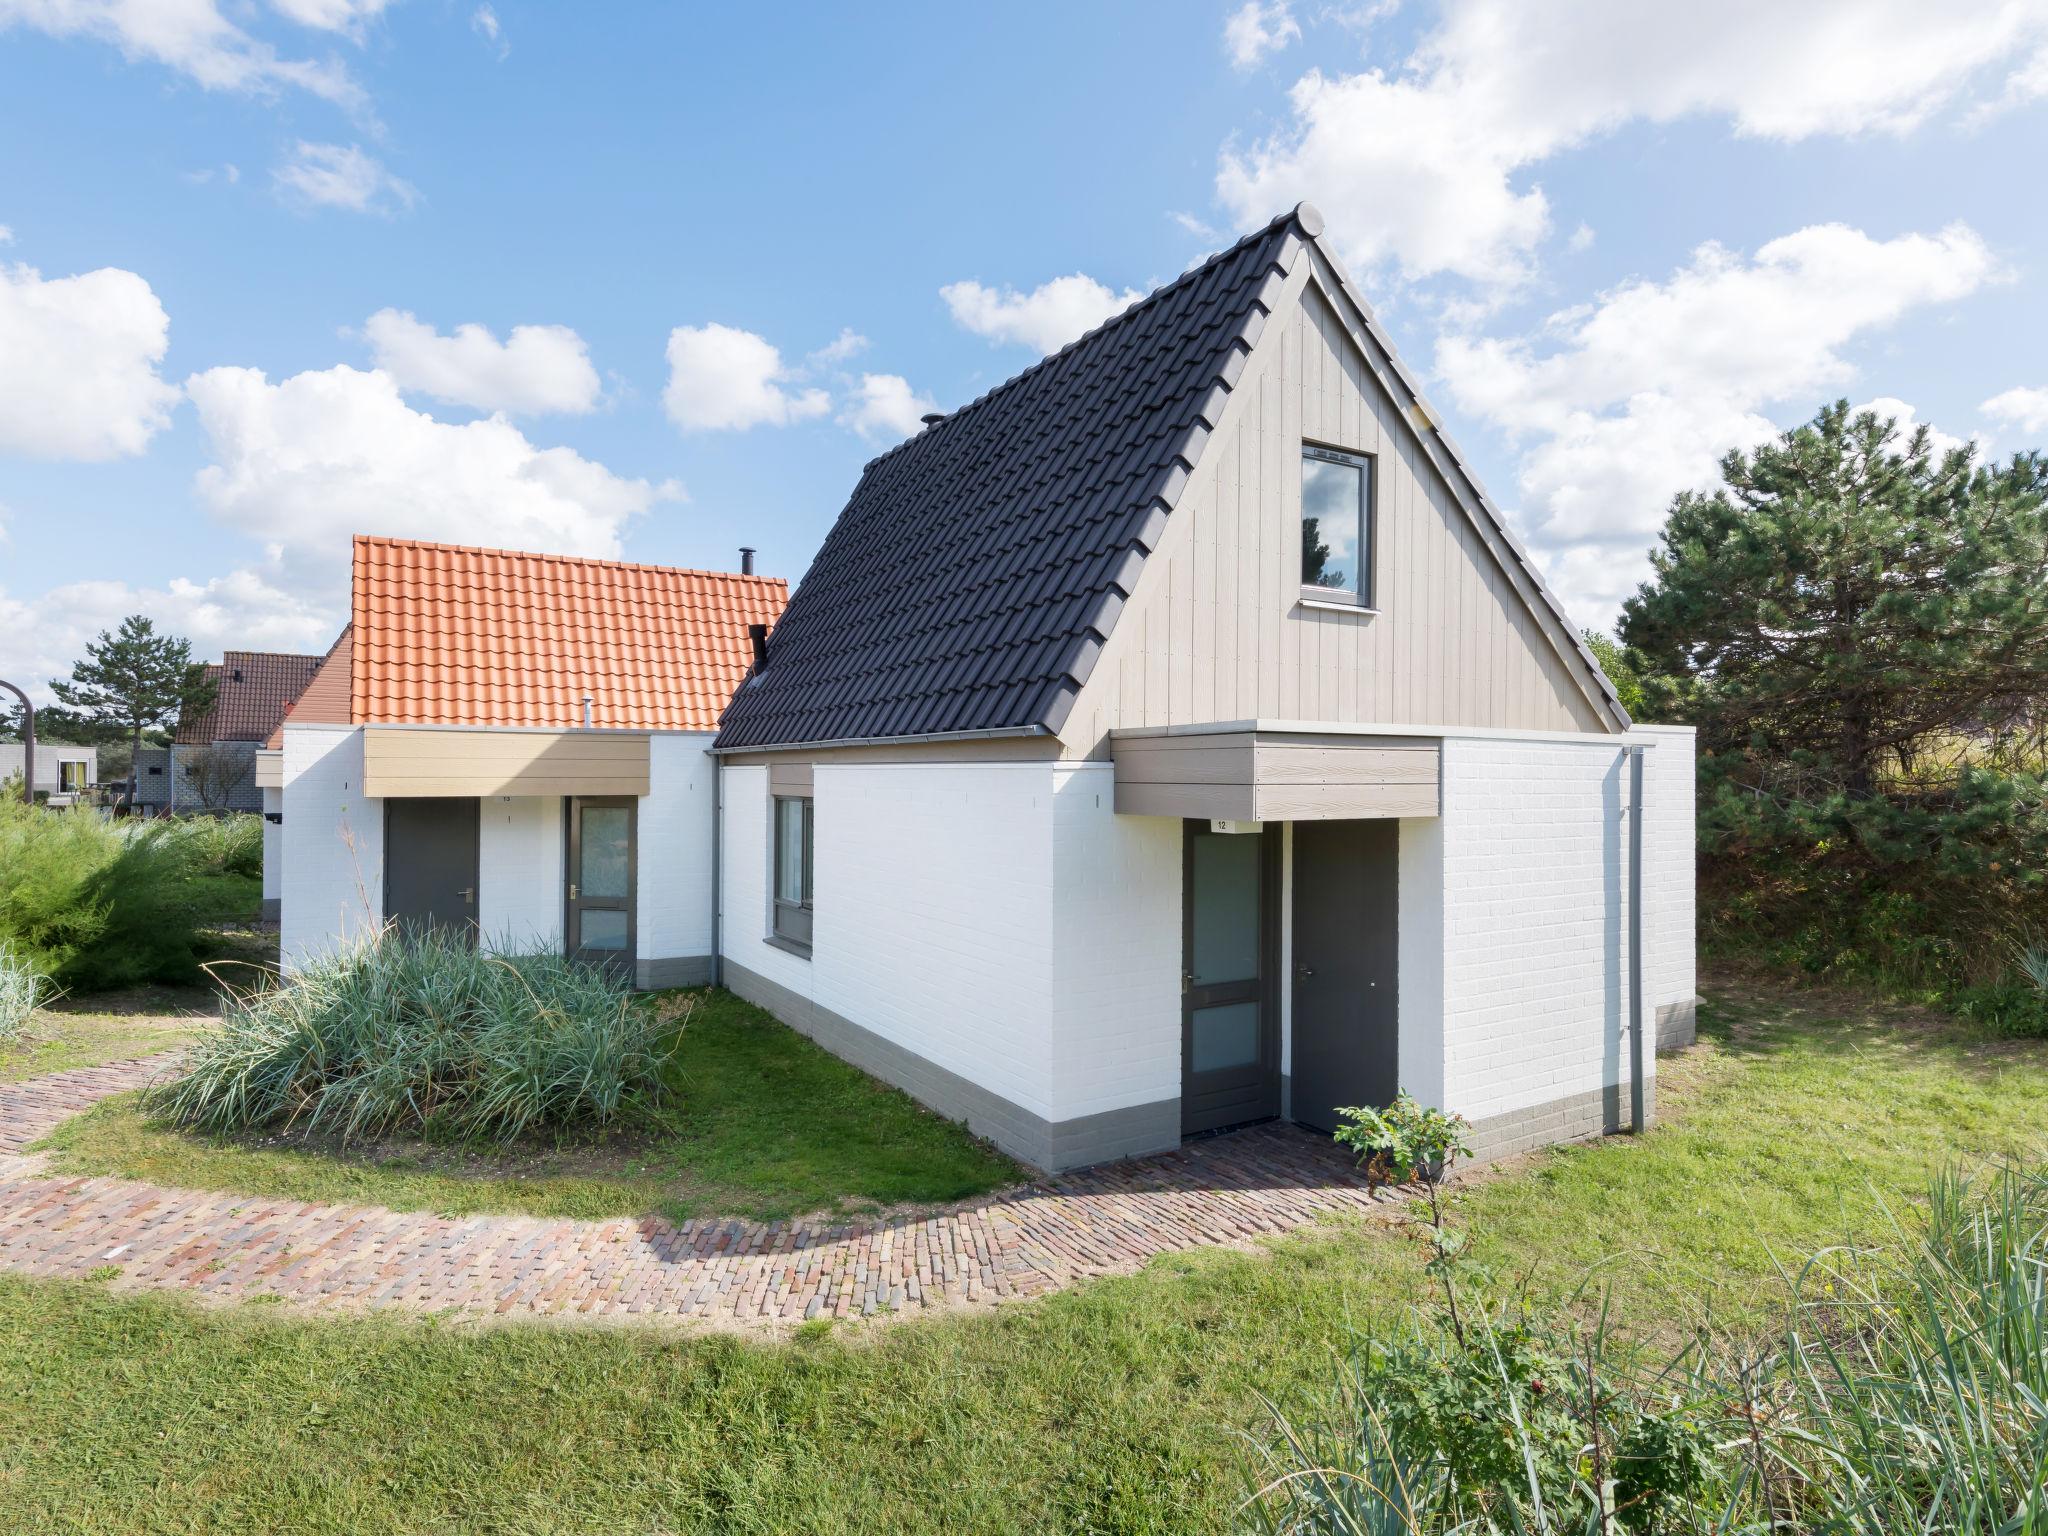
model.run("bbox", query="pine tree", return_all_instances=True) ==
[1621,401,2048,793]
[1619,401,2048,988]
[49,616,217,808]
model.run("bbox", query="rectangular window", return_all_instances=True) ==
[58,760,86,792]
[1301,446,1373,605]
[772,795,814,948]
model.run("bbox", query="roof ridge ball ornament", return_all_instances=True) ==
[0,678,30,806]
[920,412,946,427]
[1293,200,1325,238]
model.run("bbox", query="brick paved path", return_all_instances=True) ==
[0,1058,1389,1329]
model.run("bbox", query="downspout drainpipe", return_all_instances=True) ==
[1627,743,1648,1134]
[707,749,722,990]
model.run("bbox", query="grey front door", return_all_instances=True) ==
[383,798,480,943]
[1290,819,1399,1133]
[566,797,636,977]
[1181,822,1280,1135]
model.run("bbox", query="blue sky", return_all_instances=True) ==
[3,0,2046,700]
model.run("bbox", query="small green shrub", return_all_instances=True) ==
[147,928,674,1143]
[160,813,263,879]
[0,797,208,990]
[0,941,56,1042]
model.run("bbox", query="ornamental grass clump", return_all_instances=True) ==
[147,927,672,1143]
[0,941,56,1043]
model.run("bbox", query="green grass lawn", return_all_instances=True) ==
[34,988,1023,1224]
[2,973,2045,1534]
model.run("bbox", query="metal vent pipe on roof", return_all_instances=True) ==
[919,412,946,426]
[747,623,768,673]
[739,547,755,576]
[581,694,593,730]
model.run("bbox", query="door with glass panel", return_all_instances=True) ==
[566,797,636,979]
[1181,821,1280,1135]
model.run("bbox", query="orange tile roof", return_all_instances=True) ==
[266,627,354,747]
[348,536,788,732]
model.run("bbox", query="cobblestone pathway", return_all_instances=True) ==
[0,1058,1388,1329]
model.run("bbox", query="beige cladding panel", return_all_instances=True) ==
[361,728,651,797]
[253,750,283,789]
[1062,266,1613,757]
[1111,732,1439,819]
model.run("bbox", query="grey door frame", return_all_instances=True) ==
[564,795,638,976]
[1180,820,1282,1136]
[381,797,480,945]
[1288,818,1400,1134]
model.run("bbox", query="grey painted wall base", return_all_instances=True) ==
[1655,996,1700,1052]
[1463,1081,1643,1165]
[636,955,713,991]
[721,956,1178,1172]
[258,898,280,921]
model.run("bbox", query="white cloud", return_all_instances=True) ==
[1431,222,2000,622]
[470,3,505,59]
[807,327,868,366]
[1217,0,2048,292]
[662,324,829,432]
[363,309,601,416]
[1566,223,1595,254]
[839,374,935,442]
[273,141,418,215]
[0,569,337,706]
[185,364,677,585]
[267,0,391,36]
[1224,0,1299,69]
[0,225,12,244]
[1170,210,1220,243]
[941,274,1145,355]
[1850,396,1977,459]
[0,0,361,107]
[0,256,180,460]
[1983,385,2048,435]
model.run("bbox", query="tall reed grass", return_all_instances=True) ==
[1240,1164,2048,1534]
[0,941,55,1042]
[147,927,674,1142]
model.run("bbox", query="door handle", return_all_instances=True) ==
[459,887,475,904]
[1295,962,1315,978]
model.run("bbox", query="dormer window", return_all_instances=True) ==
[1301,445,1374,607]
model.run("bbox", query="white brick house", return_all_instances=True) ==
[278,536,784,987]
[712,203,1697,1172]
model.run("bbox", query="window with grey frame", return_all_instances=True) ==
[1301,444,1374,606]
[772,794,814,948]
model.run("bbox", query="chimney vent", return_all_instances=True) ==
[581,694,593,730]
[747,623,769,673]
[919,412,946,427]
[739,547,756,576]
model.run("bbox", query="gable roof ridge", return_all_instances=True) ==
[858,205,1310,475]
[350,533,789,591]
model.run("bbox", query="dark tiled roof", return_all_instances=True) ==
[713,210,1309,750]
[714,203,1626,750]
[175,651,326,744]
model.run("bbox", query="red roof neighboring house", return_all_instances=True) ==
[275,537,789,737]
[175,650,327,745]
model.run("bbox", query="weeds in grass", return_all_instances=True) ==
[147,927,676,1143]
[1240,1163,2048,1534]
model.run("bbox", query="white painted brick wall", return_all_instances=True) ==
[477,796,563,951]
[721,761,1063,1120]
[1636,727,1697,1023]
[637,734,715,963]
[280,725,380,972]
[260,785,282,906]
[1433,732,1694,1127]
[1049,764,1181,1120]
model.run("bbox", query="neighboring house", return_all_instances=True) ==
[0,742,97,806]
[134,650,326,820]
[710,203,1697,1173]
[280,535,788,986]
